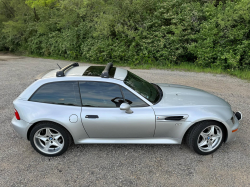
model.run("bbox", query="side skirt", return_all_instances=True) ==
[76,138,181,144]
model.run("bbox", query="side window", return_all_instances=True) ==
[121,87,148,107]
[29,82,81,106]
[79,82,123,108]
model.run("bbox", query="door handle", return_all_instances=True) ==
[85,115,99,119]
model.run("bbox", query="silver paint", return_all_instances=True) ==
[152,83,239,143]
[114,67,127,81]
[12,68,241,147]
[81,106,155,138]
[120,103,133,114]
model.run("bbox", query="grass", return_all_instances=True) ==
[116,62,250,81]
[23,54,250,81]
[129,63,250,80]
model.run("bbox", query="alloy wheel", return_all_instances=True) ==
[33,127,64,155]
[197,125,223,152]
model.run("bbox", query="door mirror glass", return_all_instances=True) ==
[120,103,133,114]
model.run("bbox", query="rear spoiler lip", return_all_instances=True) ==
[35,69,55,80]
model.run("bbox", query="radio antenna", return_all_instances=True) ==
[57,63,62,69]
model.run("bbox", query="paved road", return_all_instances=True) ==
[0,55,250,187]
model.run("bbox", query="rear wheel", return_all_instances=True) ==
[186,121,225,155]
[30,122,72,157]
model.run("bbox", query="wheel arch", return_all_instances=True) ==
[27,120,73,141]
[182,119,228,143]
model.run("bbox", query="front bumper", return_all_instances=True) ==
[11,117,30,139]
[225,111,241,143]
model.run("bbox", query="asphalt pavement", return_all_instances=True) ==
[0,55,249,187]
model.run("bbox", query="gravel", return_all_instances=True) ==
[0,55,250,187]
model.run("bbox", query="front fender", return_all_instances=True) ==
[153,105,234,142]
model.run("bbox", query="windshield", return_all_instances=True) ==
[124,71,160,104]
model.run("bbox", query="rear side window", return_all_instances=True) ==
[79,82,123,108]
[29,82,81,106]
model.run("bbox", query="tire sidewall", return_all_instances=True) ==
[30,122,70,157]
[191,121,225,155]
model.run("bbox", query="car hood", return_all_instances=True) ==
[155,83,231,108]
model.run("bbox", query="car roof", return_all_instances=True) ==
[40,65,128,81]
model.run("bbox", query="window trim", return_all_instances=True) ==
[28,81,82,107]
[79,81,149,108]
[79,81,124,108]
[118,82,153,106]
[28,80,151,108]
[123,71,160,104]
[119,85,149,108]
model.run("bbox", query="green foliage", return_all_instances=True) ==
[189,0,250,69]
[25,0,59,8]
[0,0,250,71]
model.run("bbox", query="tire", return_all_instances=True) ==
[30,122,72,157]
[185,121,225,155]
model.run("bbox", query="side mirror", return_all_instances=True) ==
[120,103,133,114]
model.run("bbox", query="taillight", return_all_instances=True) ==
[15,109,20,120]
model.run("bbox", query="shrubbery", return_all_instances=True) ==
[0,0,250,70]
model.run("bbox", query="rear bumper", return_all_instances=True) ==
[11,117,30,139]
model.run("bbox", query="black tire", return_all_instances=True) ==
[185,121,225,155]
[30,122,72,157]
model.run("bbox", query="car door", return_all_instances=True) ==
[79,81,155,138]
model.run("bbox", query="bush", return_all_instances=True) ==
[0,0,250,70]
[189,0,250,69]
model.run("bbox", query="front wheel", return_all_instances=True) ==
[186,121,225,155]
[30,122,72,157]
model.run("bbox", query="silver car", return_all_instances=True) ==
[11,63,242,156]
